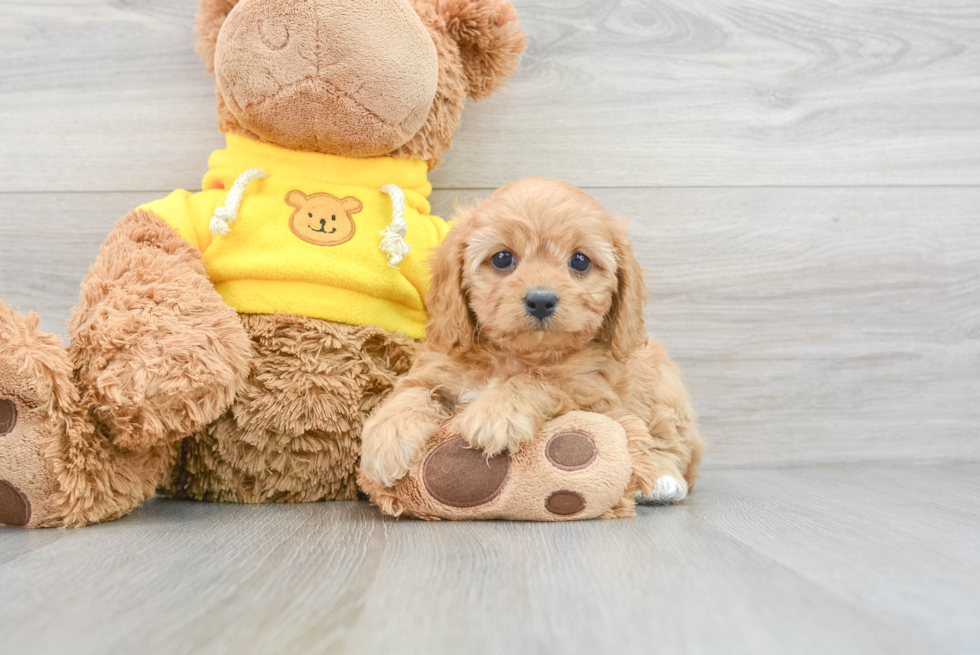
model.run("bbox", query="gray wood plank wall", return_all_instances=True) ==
[1,0,977,468]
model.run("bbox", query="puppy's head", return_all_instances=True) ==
[426,178,648,362]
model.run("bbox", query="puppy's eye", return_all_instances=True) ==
[491,251,515,270]
[569,253,592,273]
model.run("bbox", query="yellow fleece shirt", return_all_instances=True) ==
[139,134,451,339]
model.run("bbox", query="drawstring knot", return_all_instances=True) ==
[379,184,411,267]
[209,168,267,236]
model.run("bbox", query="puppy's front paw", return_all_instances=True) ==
[458,400,537,456]
[360,418,429,488]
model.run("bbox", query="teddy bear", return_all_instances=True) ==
[0,0,525,528]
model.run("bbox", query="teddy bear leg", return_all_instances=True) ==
[0,209,251,526]
[362,411,636,521]
[0,302,178,527]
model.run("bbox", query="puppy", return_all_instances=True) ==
[360,178,704,503]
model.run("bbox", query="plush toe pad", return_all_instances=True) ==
[546,431,597,470]
[422,437,510,508]
[0,479,31,526]
[0,399,17,436]
[545,490,587,516]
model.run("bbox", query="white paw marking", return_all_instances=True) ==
[637,475,688,505]
[458,379,496,406]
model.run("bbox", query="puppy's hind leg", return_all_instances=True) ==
[617,410,703,505]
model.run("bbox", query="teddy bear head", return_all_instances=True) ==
[195,0,526,168]
[285,190,362,246]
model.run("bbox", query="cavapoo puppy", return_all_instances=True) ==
[360,177,704,504]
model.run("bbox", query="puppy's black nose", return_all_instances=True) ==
[524,289,558,320]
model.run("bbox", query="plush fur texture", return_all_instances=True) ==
[0,0,524,528]
[360,179,705,512]
[161,315,416,503]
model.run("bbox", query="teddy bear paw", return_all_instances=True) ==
[370,411,636,521]
[0,398,30,526]
[0,306,69,528]
[0,388,64,528]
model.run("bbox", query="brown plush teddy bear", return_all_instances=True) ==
[0,0,525,528]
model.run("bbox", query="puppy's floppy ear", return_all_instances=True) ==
[434,0,526,100]
[195,0,241,73]
[425,210,475,355]
[601,221,649,362]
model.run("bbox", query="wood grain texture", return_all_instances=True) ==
[2,188,977,467]
[0,463,976,655]
[1,0,979,192]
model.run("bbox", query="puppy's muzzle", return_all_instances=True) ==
[524,288,558,321]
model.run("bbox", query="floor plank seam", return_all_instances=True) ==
[2,184,980,196]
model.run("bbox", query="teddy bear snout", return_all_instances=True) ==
[257,17,289,51]
[213,0,439,157]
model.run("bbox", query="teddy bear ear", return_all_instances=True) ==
[341,197,364,214]
[195,0,241,73]
[285,190,308,208]
[434,0,527,100]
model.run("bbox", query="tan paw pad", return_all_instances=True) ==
[545,490,587,516]
[422,436,510,508]
[545,431,597,471]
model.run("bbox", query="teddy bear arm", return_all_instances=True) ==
[66,208,252,452]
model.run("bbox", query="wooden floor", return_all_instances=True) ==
[0,462,976,655]
[1,1,979,653]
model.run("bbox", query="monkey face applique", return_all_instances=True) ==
[285,190,362,246]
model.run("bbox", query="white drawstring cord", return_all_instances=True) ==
[379,184,411,267]
[209,168,267,236]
